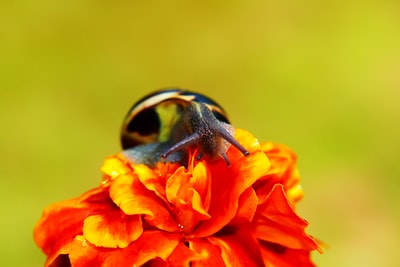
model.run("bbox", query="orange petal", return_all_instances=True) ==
[189,239,226,267]
[83,212,142,248]
[190,188,210,218]
[166,166,192,204]
[68,231,180,267]
[110,173,178,232]
[255,142,302,205]
[190,159,212,210]
[193,148,270,237]
[101,154,132,181]
[259,240,317,267]
[207,227,264,267]
[234,187,258,222]
[34,187,111,257]
[166,242,202,267]
[234,128,262,151]
[166,163,211,232]
[42,239,73,267]
[254,184,321,252]
[134,163,176,201]
[174,188,211,233]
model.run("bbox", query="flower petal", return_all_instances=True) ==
[166,163,211,232]
[68,231,179,267]
[166,243,203,267]
[83,212,142,248]
[193,141,270,237]
[175,188,212,233]
[101,155,132,181]
[208,227,264,267]
[259,240,317,267]
[134,162,180,201]
[189,157,212,211]
[110,173,178,232]
[33,187,111,258]
[254,142,303,205]
[166,166,192,204]
[254,184,321,252]
[234,187,258,223]
[189,239,226,267]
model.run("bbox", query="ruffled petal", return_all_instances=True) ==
[101,154,132,181]
[259,240,317,267]
[189,239,226,266]
[255,143,303,205]
[166,163,211,232]
[110,173,178,232]
[166,166,192,204]
[166,243,203,267]
[193,145,270,237]
[234,187,258,223]
[83,212,142,248]
[208,227,264,267]
[34,187,111,258]
[133,163,179,202]
[190,159,212,211]
[68,231,179,267]
[254,184,320,252]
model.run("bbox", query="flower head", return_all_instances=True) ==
[34,129,321,266]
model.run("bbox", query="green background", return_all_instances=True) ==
[1,1,399,266]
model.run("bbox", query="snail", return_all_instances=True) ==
[121,89,249,166]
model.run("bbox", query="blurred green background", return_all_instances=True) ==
[1,0,399,266]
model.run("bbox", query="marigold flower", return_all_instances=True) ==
[34,129,322,267]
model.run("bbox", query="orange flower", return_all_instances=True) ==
[34,129,322,267]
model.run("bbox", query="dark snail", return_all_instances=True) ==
[120,89,249,166]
